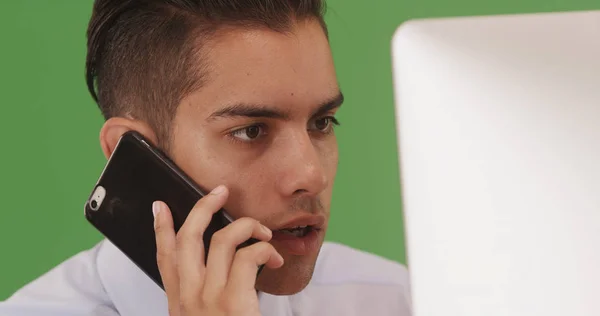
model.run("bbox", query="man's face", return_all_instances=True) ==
[168,18,341,295]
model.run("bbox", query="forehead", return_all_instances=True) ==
[182,19,339,117]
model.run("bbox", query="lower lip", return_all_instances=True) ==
[271,229,321,255]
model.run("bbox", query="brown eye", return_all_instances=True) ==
[245,126,260,139]
[311,116,339,133]
[314,117,331,131]
[230,124,266,142]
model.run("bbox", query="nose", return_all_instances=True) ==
[275,131,329,197]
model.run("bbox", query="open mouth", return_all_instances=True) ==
[276,225,315,238]
[270,217,323,255]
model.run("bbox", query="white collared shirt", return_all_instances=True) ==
[0,240,413,316]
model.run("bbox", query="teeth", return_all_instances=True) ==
[278,226,311,237]
[281,225,308,231]
[280,229,305,237]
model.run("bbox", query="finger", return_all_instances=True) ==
[203,217,272,298]
[176,185,229,305]
[226,242,284,296]
[153,201,180,316]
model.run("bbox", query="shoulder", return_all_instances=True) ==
[288,241,413,316]
[0,239,168,316]
[0,240,120,316]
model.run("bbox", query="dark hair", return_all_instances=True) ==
[85,0,328,148]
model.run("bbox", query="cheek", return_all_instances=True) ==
[169,122,235,190]
[171,141,259,217]
[186,145,273,217]
[320,137,339,181]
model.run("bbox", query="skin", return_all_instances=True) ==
[98,18,341,315]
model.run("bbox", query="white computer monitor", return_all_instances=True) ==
[391,10,600,316]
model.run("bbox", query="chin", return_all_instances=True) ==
[255,272,313,296]
[255,254,319,295]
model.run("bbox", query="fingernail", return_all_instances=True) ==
[210,185,226,195]
[152,201,162,229]
[152,201,162,218]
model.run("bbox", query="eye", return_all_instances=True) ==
[229,124,266,142]
[310,116,340,133]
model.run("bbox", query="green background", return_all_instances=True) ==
[1,0,598,300]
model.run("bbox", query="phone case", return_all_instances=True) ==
[83,130,262,290]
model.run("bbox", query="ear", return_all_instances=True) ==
[99,117,157,159]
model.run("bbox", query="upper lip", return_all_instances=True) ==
[273,214,326,231]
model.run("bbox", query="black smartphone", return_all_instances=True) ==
[84,130,263,290]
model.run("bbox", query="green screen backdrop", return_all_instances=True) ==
[1,0,598,300]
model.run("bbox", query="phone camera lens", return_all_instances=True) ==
[90,199,98,210]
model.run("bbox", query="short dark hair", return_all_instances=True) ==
[85,0,328,148]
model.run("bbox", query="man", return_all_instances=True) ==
[0,0,412,315]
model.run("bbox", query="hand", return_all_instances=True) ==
[152,185,285,316]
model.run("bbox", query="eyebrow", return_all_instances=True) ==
[206,92,344,122]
